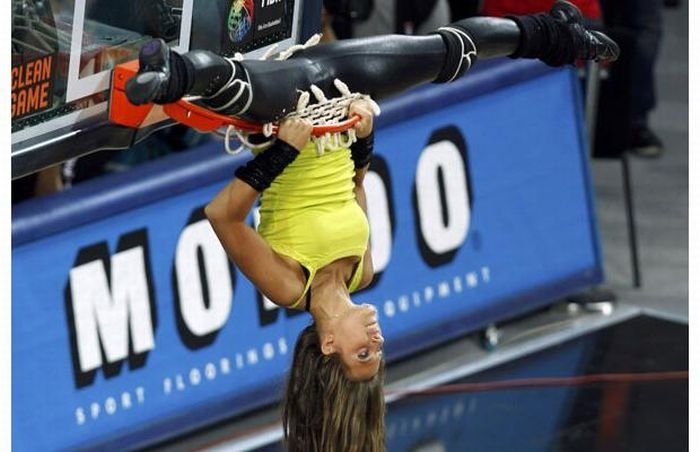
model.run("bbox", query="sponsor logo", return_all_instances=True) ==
[11,54,55,119]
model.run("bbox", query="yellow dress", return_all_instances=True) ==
[257,141,370,309]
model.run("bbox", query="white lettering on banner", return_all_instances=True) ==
[412,291,421,307]
[466,272,478,288]
[190,368,202,386]
[163,378,172,395]
[75,408,85,425]
[175,220,233,336]
[135,387,145,403]
[75,387,145,425]
[384,300,396,318]
[175,348,260,384]
[205,362,217,380]
[278,337,288,354]
[247,349,259,365]
[161,359,234,398]
[69,248,155,373]
[415,140,471,255]
[121,392,132,409]
[67,256,489,427]
[398,296,409,312]
[380,266,492,322]
[91,402,100,419]
[263,342,275,360]
[453,276,463,293]
[221,357,232,374]
[438,281,450,298]
[364,171,392,272]
[105,397,117,415]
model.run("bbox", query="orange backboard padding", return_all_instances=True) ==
[109,60,154,128]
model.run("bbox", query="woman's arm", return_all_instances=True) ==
[353,166,375,290]
[205,179,304,305]
[348,101,376,290]
[204,119,313,305]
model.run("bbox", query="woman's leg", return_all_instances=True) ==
[126,1,618,122]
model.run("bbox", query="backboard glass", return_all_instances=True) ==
[11,0,321,179]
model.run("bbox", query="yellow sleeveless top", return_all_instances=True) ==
[257,141,370,309]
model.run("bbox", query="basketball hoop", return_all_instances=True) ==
[110,60,379,155]
[162,98,362,136]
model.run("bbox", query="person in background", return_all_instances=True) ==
[598,0,665,158]
[481,0,666,159]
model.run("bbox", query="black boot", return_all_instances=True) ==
[508,0,620,66]
[125,38,237,106]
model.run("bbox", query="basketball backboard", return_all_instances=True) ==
[11,0,322,179]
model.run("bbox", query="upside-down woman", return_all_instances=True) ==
[124,2,618,450]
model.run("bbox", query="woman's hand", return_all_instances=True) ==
[349,101,375,139]
[277,118,314,151]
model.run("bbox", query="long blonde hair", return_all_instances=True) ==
[282,324,386,452]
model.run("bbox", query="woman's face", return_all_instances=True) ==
[323,303,384,381]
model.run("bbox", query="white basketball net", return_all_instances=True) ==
[220,34,381,156]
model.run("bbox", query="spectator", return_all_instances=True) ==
[597,0,664,158]
[481,0,665,159]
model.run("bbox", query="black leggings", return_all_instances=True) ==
[180,17,521,122]
[128,5,618,122]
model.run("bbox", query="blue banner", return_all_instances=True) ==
[12,61,602,450]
